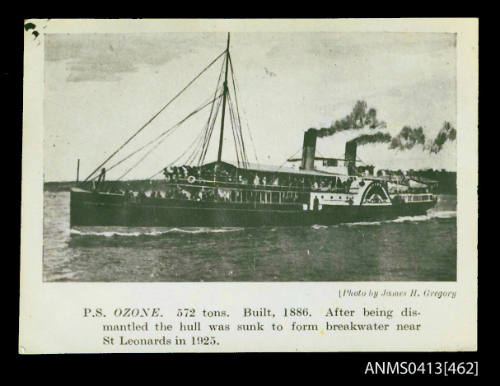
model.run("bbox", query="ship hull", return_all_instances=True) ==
[70,189,436,227]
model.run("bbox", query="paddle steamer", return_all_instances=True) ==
[70,34,437,227]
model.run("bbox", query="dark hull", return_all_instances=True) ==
[70,189,436,227]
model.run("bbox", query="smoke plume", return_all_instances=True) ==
[427,121,456,153]
[310,98,455,155]
[389,126,426,151]
[348,132,392,146]
[315,100,386,138]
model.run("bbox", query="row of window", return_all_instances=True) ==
[316,194,349,201]
[231,190,306,204]
[405,194,433,202]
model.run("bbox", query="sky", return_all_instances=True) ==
[44,32,457,181]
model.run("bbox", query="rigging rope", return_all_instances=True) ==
[197,54,227,166]
[100,92,222,178]
[84,50,226,182]
[184,118,211,166]
[227,92,248,168]
[198,91,223,166]
[231,93,249,167]
[147,128,206,180]
[116,94,223,181]
[274,147,302,172]
[228,53,259,165]
[184,133,205,166]
[228,103,241,167]
[227,54,246,160]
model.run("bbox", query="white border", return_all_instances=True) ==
[20,19,478,353]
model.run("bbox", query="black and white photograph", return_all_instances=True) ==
[19,18,478,355]
[42,29,459,282]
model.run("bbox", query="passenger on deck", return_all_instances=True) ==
[97,167,106,182]
[181,189,191,200]
[344,178,353,193]
[206,189,214,201]
[313,196,319,211]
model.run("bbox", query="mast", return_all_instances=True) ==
[217,33,230,163]
[76,159,80,183]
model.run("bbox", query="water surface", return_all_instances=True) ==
[43,192,456,282]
